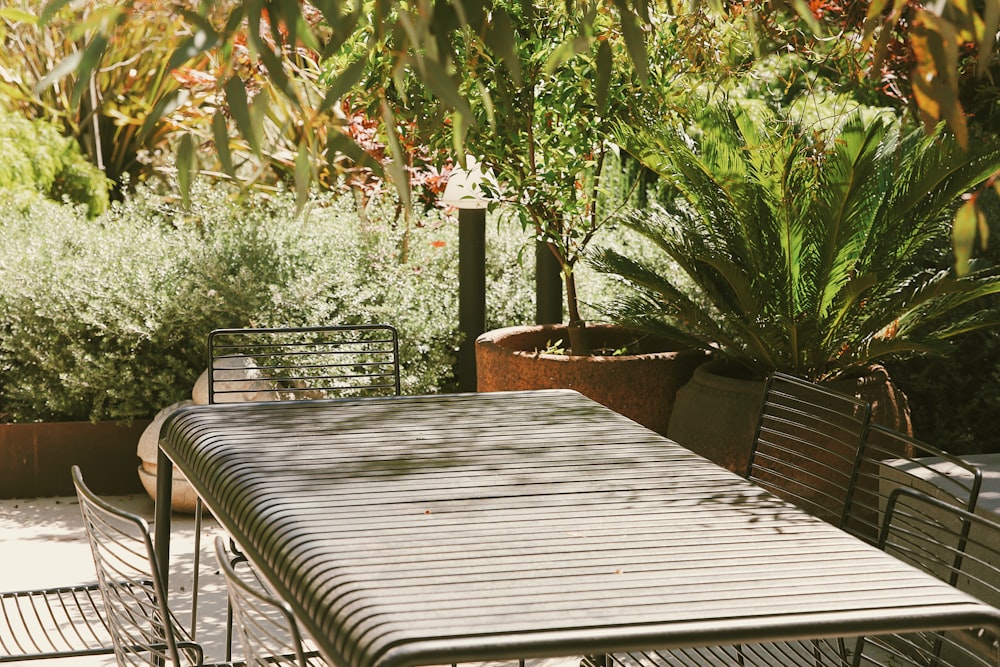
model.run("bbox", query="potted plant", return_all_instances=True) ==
[592,101,1000,470]
[429,3,706,433]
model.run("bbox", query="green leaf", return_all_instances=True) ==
[294,142,311,213]
[39,0,72,24]
[212,112,234,176]
[596,39,612,115]
[138,90,184,144]
[544,35,592,75]
[169,13,219,71]
[614,0,648,83]
[486,8,521,85]
[256,45,296,110]
[177,132,195,208]
[320,57,368,114]
[0,8,38,23]
[224,76,260,156]
[978,0,1000,76]
[380,98,411,211]
[70,33,109,108]
[33,49,82,97]
[951,199,977,276]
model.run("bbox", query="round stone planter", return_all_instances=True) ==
[137,400,199,513]
[667,359,913,475]
[475,324,708,436]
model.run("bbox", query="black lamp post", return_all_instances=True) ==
[441,162,489,393]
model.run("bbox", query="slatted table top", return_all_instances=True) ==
[157,390,1000,667]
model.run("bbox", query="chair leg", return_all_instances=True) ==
[190,497,203,639]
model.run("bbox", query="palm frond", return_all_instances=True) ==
[599,101,1000,380]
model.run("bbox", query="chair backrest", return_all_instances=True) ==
[207,325,401,404]
[72,466,202,667]
[841,424,983,545]
[745,372,872,525]
[213,537,317,667]
[860,488,1000,666]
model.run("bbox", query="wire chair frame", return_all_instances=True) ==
[213,537,323,667]
[745,372,873,526]
[852,488,1000,666]
[840,424,983,546]
[0,583,114,662]
[590,375,990,667]
[207,325,401,404]
[72,466,207,667]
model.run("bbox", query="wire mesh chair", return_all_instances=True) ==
[213,537,325,667]
[583,375,988,667]
[0,583,114,662]
[840,424,983,546]
[207,325,400,403]
[745,372,874,526]
[853,487,1000,666]
[71,465,225,667]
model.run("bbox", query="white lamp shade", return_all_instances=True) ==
[440,158,492,209]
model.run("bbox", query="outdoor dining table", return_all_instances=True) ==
[155,389,1000,667]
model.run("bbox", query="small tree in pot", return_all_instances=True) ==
[446,0,655,355]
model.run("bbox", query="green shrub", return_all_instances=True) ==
[0,184,535,423]
[0,109,110,215]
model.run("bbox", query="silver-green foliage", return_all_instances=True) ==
[0,184,535,422]
[594,104,1000,381]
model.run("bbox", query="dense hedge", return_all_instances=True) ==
[0,184,536,422]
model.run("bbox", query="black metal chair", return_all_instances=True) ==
[206,325,401,403]
[213,537,325,667]
[0,583,114,662]
[840,424,983,545]
[852,487,1000,666]
[72,465,228,667]
[745,372,874,526]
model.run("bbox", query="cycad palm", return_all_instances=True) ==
[594,104,1000,381]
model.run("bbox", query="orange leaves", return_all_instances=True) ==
[910,8,968,148]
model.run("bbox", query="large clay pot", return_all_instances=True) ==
[667,359,913,475]
[475,324,708,436]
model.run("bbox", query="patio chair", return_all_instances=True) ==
[581,375,988,667]
[213,537,325,666]
[839,424,983,545]
[746,374,983,545]
[0,583,114,662]
[851,487,1000,666]
[199,325,401,658]
[206,325,401,403]
[71,465,228,667]
[745,372,874,526]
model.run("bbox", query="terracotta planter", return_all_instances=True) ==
[0,420,149,498]
[475,324,708,436]
[667,359,913,475]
